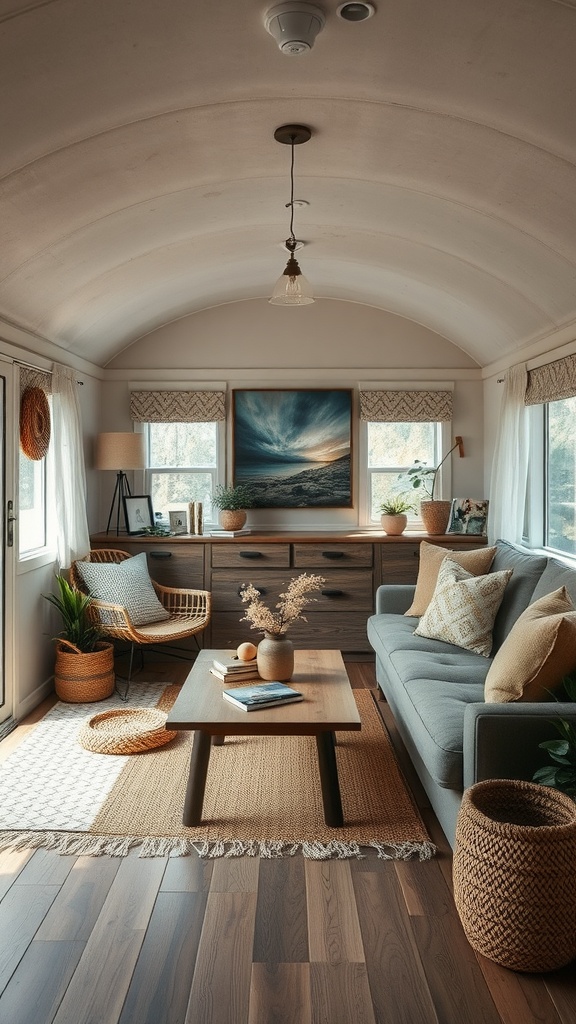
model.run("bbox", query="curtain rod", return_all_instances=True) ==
[17,359,84,385]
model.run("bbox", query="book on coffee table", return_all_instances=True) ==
[210,667,261,684]
[212,655,258,675]
[222,681,303,711]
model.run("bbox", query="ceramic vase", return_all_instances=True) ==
[257,632,294,681]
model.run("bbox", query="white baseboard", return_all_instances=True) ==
[15,676,55,722]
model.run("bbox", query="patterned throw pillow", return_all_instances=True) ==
[414,558,512,657]
[76,553,170,627]
[404,541,497,617]
[484,587,576,702]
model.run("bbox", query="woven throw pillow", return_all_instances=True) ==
[405,541,497,617]
[414,558,512,657]
[76,553,170,627]
[484,587,576,703]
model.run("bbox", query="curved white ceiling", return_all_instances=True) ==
[0,0,575,367]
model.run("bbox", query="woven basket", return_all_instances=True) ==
[55,641,115,703]
[78,707,177,754]
[20,386,51,460]
[420,500,452,535]
[453,779,576,972]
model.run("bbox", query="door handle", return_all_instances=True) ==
[239,550,263,558]
[6,500,16,547]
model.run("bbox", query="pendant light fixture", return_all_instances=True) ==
[269,123,315,306]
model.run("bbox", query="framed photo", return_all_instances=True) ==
[123,494,154,535]
[233,389,353,508]
[168,510,187,535]
[447,498,489,536]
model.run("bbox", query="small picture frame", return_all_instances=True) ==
[447,498,489,536]
[123,494,154,535]
[168,510,187,535]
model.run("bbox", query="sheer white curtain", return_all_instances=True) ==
[488,363,529,544]
[51,364,90,569]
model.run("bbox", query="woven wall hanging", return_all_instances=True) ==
[20,386,51,460]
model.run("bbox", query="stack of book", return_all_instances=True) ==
[222,681,303,711]
[210,655,260,684]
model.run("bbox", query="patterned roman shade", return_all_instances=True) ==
[359,389,453,422]
[525,353,576,406]
[130,390,226,423]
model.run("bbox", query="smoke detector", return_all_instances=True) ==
[337,3,375,21]
[265,2,326,55]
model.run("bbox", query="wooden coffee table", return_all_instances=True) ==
[166,648,361,828]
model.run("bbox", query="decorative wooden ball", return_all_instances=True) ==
[237,642,258,661]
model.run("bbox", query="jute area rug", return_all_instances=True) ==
[0,683,435,860]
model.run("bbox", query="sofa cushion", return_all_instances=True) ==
[484,587,576,702]
[531,555,576,607]
[405,541,497,616]
[490,540,547,650]
[414,559,512,656]
[76,553,170,627]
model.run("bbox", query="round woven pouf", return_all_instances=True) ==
[79,708,177,755]
[453,779,576,972]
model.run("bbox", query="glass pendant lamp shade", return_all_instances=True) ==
[269,123,314,305]
[269,251,314,305]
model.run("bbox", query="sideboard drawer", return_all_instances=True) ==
[380,543,421,584]
[293,542,373,568]
[211,570,293,612]
[212,612,371,652]
[211,544,291,569]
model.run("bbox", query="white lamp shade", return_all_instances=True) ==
[95,432,145,470]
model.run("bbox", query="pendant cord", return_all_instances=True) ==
[288,138,296,244]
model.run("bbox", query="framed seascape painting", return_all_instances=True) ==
[447,498,489,536]
[233,389,353,508]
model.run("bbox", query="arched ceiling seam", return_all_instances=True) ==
[1,94,574,184]
[2,175,574,288]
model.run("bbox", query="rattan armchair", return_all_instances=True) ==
[70,549,211,694]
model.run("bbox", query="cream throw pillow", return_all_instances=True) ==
[405,541,497,617]
[484,587,576,703]
[414,558,512,657]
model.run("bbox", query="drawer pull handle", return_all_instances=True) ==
[238,585,267,597]
[322,589,344,597]
[239,550,263,559]
[322,551,345,559]
[150,551,172,559]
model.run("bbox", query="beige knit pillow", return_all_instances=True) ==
[484,587,576,703]
[405,541,497,617]
[414,558,512,657]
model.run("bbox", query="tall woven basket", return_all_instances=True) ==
[453,779,576,972]
[54,640,115,703]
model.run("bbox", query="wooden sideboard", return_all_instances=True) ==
[90,531,488,655]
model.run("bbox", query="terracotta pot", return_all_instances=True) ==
[257,632,294,681]
[420,500,451,535]
[54,640,115,703]
[380,513,407,536]
[218,509,247,531]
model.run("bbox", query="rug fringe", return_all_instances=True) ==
[0,831,436,860]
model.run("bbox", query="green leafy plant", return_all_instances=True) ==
[379,494,416,515]
[43,574,102,653]
[406,437,463,501]
[212,483,255,511]
[533,675,576,796]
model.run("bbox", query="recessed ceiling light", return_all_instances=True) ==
[337,2,375,22]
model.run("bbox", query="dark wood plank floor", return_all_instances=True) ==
[1,658,575,1024]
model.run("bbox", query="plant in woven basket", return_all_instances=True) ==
[533,675,576,797]
[44,574,102,653]
[212,483,255,512]
[405,436,464,501]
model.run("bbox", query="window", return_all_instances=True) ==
[544,396,576,556]
[366,421,442,525]
[19,445,48,557]
[144,421,220,523]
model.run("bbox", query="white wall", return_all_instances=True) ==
[102,300,484,532]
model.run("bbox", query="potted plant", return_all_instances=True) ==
[44,574,115,702]
[378,495,416,535]
[406,436,464,535]
[533,675,576,796]
[212,482,255,531]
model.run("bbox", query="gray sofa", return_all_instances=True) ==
[367,539,576,847]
